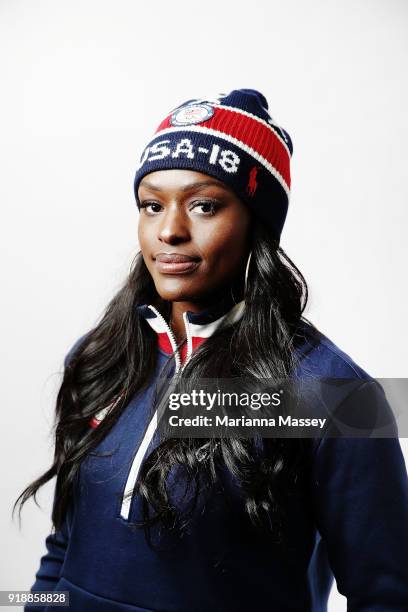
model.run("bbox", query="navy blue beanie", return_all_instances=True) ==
[133,89,293,241]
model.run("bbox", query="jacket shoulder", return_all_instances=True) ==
[294,319,371,380]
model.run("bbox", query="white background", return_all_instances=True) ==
[1,1,407,610]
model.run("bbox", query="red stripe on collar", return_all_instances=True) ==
[157,332,206,362]
[138,299,245,366]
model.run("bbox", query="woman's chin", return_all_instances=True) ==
[152,274,237,305]
[153,281,203,303]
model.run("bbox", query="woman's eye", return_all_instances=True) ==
[191,200,219,216]
[139,201,162,214]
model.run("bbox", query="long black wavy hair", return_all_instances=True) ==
[14,219,315,546]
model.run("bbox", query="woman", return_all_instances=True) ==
[16,89,408,611]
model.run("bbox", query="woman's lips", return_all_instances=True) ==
[154,253,201,274]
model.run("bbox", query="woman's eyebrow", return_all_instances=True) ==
[140,179,229,193]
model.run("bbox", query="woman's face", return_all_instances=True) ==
[137,169,251,303]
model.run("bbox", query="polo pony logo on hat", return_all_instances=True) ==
[247,165,262,197]
[170,103,215,127]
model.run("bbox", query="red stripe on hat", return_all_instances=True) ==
[155,107,290,187]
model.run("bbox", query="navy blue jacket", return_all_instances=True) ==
[26,298,408,611]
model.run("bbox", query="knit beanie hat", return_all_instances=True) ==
[133,89,293,242]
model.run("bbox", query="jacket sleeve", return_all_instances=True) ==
[311,381,408,610]
[25,335,88,610]
[25,495,74,611]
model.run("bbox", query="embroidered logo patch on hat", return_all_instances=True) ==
[170,103,214,126]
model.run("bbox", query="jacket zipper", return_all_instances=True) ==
[182,311,193,364]
[146,304,184,373]
[120,306,190,519]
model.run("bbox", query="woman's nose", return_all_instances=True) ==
[158,205,190,245]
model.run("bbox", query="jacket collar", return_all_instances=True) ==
[136,293,245,372]
[90,300,313,429]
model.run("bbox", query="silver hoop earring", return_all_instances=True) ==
[244,250,252,295]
